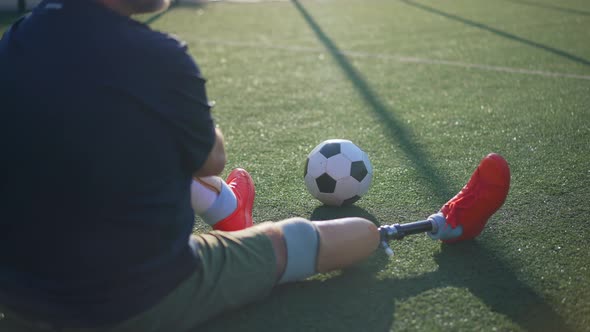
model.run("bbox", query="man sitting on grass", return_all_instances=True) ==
[0,0,510,331]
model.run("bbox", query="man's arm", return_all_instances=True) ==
[193,127,226,177]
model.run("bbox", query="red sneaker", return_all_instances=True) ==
[213,168,255,232]
[440,153,510,243]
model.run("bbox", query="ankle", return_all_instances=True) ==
[200,182,237,226]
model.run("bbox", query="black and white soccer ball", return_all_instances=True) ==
[304,139,373,206]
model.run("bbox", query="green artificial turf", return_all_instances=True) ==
[2,0,589,331]
[0,12,21,30]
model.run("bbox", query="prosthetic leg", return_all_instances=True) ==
[379,153,511,254]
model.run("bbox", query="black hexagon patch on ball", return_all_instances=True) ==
[319,143,341,158]
[350,160,368,182]
[316,173,337,193]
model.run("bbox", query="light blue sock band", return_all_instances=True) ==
[278,218,319,284]
[201,183,237,226]
[427,212,463,241]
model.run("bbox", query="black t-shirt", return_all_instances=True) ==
[0,0,214,326]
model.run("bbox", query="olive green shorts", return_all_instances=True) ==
[0,227,277,332]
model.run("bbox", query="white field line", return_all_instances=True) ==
[189,38,590,81]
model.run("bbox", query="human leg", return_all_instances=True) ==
[9,154,507,331]
[168,217,379,330]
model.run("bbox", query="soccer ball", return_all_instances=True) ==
[304,139,373,206]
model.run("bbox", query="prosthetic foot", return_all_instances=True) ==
[433,153,511,243]
[379,153,511,254]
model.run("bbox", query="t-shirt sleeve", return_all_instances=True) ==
[158,63,216,173]
[127,34,216,173]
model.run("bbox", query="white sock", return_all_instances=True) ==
[191,176,237,226]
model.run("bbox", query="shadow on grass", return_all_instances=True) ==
[503,0,590,16]
[429,242,573,332]
[399,0,590,67]
[200,227,572,332]
[310,204,379,224]
[264,241,573,332]
[306,205,572,331]
[292,0,455,202]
